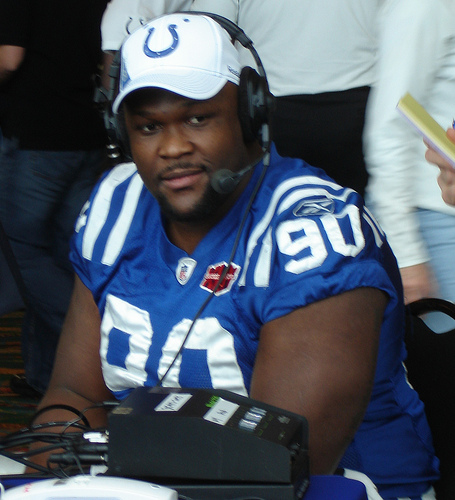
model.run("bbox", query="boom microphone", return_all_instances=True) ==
[211,162,258,194]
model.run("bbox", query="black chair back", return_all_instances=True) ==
[405,298,455,499]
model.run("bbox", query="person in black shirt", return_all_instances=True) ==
[0,0,109,395]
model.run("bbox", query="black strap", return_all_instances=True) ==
[0,218,28,308]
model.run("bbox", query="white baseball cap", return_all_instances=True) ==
[112,13,241,113]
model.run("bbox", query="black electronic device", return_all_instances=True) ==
[108,387,309,499]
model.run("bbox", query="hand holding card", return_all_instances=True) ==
[397,92,455,169]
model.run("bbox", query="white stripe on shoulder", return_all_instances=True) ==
[102,172,144,265]
[82,162,139,262]
[239,175,351,287]
[363,207,385,248]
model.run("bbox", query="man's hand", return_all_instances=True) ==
[26,276,113,470]
[0,45,25,83]
[400,262,436,305]
[425,127,455,206]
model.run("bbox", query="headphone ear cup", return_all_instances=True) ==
[112,108,132,159]
[102,105,132,161]
[238,66,272,144]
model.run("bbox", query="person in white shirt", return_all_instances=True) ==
[363,0,455,331]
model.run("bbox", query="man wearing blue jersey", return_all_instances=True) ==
[34,13,438,499]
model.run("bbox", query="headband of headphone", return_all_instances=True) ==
[202,12,274,145]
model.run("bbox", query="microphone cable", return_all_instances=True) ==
[155,141,270,388]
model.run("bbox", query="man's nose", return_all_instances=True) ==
[158,126,193,158]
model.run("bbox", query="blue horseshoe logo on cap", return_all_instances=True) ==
[143,24,179,58]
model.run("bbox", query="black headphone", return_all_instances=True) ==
[102,12,274,162]
[205,12,274,145]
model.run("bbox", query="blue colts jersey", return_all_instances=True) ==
[70,144,438,498]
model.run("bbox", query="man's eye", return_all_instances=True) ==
[188,115,206,125]
[139,123,158,133]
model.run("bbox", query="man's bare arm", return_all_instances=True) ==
[28,276,113,467]
[36,275,113,426]
[250,287,387,475]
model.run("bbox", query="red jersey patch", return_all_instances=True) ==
[200,262,241,296]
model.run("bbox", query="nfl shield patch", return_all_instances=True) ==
[176,257,197,285]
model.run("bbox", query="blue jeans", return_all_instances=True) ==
[417,208,455,333]
[0,133,104,392]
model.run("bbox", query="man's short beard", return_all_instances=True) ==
[156,184,226,224]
